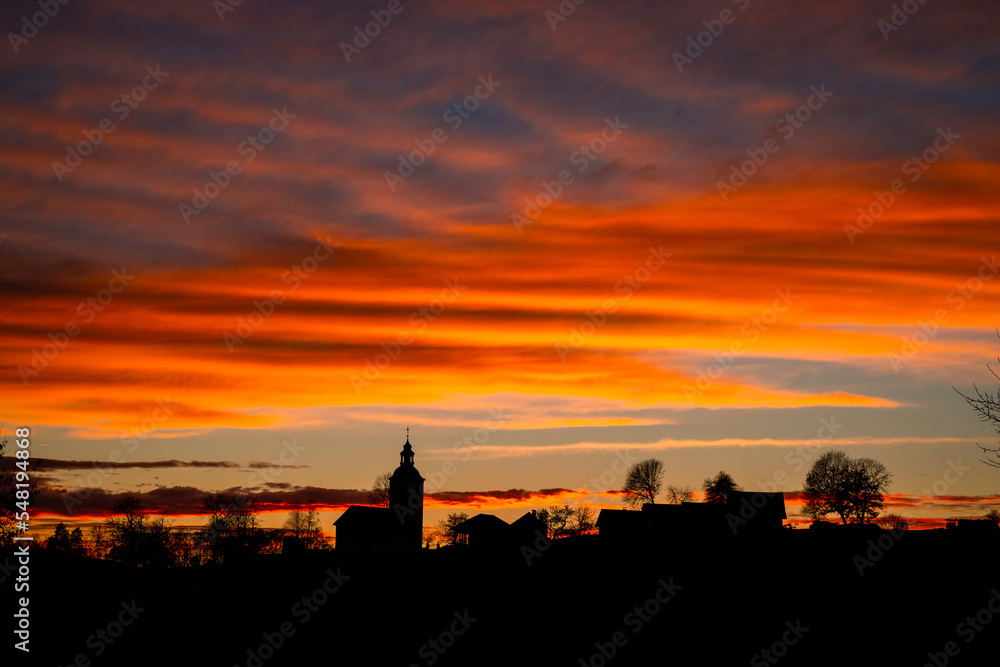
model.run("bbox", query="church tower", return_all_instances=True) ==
[388,430,424,551]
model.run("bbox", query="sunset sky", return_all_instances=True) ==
[2,0,999,536]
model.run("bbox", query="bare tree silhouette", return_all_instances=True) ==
[196,492,262,563]
[802,451,891,524]
[89,524,109,559]
[623,458,663,508]
[283,503,326,549]
[955,335,1000,467]
[546,504,576,537]
[438,512,469,545]
[874,513,908,532]
[573,503,596,534]
[665,485,694,504]
[367,472,392,507]
[105,495,178,567]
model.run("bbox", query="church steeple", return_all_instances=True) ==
[400,442,414,466]
[389,429,424,551]
[399,426,415,466]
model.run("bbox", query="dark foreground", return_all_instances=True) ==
[5,528,1000,666]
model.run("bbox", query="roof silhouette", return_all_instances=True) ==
[454,513,509,535]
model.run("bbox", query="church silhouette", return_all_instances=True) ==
[334,434,425,554]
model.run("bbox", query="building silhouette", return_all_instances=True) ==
[596,491,787,543]
[454,513,510,548]
[389,437,424,549]
[335,434,425,554]
[453,510,550,548]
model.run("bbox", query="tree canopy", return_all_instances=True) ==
[437,512,469,545]
[105,495,183,567]
[623,458,664,508]
[702,471,742,504]
[196,492,263,563]
[367,473,392,508]
[572,504,596,534]
[802,451,891,524]
[282,505,327,549]
[47,523,87,557]
[548,505,576,533]
[665,485,694,504]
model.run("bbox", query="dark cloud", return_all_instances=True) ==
[425,487,590,505]
[39,483,590,517]
[247,461,308,469]
[41,459,241,470]
[38,483,372,517]
[428,488,537,504]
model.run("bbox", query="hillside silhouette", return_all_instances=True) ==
[7,523,1000,666]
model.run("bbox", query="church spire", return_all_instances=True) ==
[389,431,424,551]
[400,428,414,466]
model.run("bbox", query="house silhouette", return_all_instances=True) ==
[945,518,999,535]
[335,435,425,554]
[454,511,550,548]
[454,513,509,548]
[597,491,786,542]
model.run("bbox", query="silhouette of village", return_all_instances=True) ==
[334,435,792,556]
[10,434,1000,667]
[334,435,998,555]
